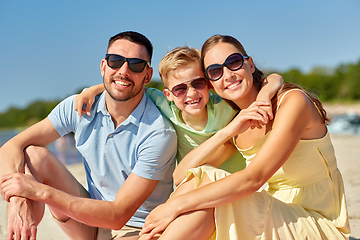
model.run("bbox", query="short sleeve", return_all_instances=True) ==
[132,125,177,181]
[145,88,174,120]
[48,95,79,137]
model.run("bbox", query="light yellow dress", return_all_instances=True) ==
[183,90,351,239]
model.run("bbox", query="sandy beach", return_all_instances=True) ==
[1,133,359,239]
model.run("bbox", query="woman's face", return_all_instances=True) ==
[203,42,257,106]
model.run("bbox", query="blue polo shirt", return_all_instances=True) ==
[48,90,177,227]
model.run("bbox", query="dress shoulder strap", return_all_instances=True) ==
[276,89,322,116]
[232,136,241,151]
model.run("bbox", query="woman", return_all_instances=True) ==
[139,35,350,240]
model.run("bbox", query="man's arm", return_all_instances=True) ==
[0,117,61,240]
[1,119,160,230]
[1,171,158,230]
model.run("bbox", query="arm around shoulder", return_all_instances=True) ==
[74,84,104,117]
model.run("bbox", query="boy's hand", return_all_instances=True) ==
[74,90,96,118]
[255,94,274,121]
[74,84,105,117]
[256,73,283,121]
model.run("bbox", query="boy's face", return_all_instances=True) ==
[163,62,210,116]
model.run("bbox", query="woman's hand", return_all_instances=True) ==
[139,200,179,239]
[226,101,270,136]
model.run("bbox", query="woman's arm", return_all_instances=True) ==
[74,84,104,117]
[173,101,270,186]
[142,91,318,238]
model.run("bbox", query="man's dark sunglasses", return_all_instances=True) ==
[168,78,208,97]
[105,54,151,73]
[205,53,249,81]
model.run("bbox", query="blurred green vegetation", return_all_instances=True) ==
[275,59,360,102]
[0,59,359,129]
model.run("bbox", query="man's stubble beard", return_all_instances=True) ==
[104,75,146,102]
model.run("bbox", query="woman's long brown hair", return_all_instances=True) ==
[201,34,331,124]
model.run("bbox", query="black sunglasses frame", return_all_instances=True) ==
[205,53,249,81]
[167,78,208,97]
[105,54,151,73]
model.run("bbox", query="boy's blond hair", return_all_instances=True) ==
[159,46,201,87]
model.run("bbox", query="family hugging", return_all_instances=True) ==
[0,31,350,240]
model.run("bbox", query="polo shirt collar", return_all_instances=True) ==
[96,90,146,128]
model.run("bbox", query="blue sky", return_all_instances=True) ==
[1,0,359,113]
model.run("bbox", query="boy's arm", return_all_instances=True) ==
[74,84,105,117]
[256,73,283,120]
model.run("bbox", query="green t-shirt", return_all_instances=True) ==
[146,88,245,173]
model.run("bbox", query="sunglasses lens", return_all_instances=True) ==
[225,54,243,70]
[191,78,207,90]
[171,83,187,97]
[128,58,147,73]
[206,65,223,81]
[106,54,148,73]
[107,55,125,68]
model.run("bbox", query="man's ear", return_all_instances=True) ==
[100,59,106,77]
[144,67,153,85]
[163,88,173,102]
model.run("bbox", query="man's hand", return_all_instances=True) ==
[7,197,38,240]
[1,171,40,202]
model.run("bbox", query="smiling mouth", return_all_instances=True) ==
[226,80,242,89]
[114,80,130,87]
[185,98,201,105]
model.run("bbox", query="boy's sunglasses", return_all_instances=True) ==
[205,53,249,81]
[168,78,208,97]
[105,54,151,73]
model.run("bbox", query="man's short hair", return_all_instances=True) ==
[107,31,153,63]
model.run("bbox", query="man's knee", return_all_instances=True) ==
[24,145,55,181]
[24,145,50,164]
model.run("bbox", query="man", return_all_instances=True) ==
[0,31,177,240]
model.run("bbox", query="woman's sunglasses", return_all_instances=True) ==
[205,53,249,81]
[168,78,208,97]
[105,54,151,73]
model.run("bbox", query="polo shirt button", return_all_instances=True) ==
[108,134,113,138]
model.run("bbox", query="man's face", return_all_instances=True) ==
[100,39,153,103]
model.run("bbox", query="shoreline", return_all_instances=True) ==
[323,102,360,117]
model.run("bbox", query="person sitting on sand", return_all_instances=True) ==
[0,31,177,240]
[138,34,351,240]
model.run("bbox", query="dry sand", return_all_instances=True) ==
[1,133,359,239]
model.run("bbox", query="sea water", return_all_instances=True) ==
[0,130,83,165]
